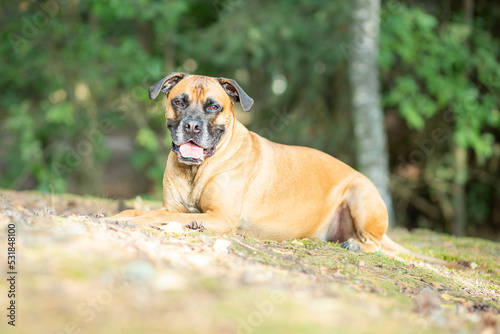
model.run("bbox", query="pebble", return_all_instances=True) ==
[153,271,186,291]
[212,239,232,253]
[161,222,184,236]
[122,260,155,282]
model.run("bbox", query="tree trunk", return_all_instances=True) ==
[348,0,395,227]
[452,145,468,236]
[452,0,473,236]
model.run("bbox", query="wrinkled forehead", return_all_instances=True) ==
[169,76,230,104]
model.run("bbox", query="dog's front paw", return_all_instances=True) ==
[340,238,362,252]
[187,220,207,231]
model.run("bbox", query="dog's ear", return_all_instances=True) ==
[149,72,187,100]
[217,77,254,112]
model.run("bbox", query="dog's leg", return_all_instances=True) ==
[340,178,389,252]
[106,208,236,235]
[109,209,150,218]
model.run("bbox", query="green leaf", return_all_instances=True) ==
[400,100,425,130]
[136,128,159,151]
[46,103,74,126]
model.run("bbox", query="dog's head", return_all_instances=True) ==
[149,73,254,165]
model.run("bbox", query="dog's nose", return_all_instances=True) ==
[183,119,202,135]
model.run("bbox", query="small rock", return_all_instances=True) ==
[357,260,365,267]
[241,270,257,284]
[122,260,155,282]
[441,293,452,301]
[414,288,442,321]
[470,262,478,270]
[65,223,86,235]
[153,271,186,291]
[161,222,184,236]
[213,239,232,253]
[186,254,212,267]
[241,270,273,284]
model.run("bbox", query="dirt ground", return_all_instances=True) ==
[0,189,499,334]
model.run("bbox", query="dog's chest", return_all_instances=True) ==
[165,175,203,213]
[175,189,202,213]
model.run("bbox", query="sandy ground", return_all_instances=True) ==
[0,189,499,334]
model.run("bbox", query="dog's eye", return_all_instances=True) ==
[174,100,184,107]
[210,104,220,111]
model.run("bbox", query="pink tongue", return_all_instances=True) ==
[179,142,205,159]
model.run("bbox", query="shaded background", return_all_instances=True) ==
[1,0,500,238]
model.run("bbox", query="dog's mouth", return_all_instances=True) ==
[172,141,216,165]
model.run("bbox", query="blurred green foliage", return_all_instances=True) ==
[380,3,500,158]
[378,2,500,235]
[0,0,499,236]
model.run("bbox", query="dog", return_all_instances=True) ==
[110,72,456,267]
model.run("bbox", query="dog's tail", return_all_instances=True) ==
[381,235,460,268]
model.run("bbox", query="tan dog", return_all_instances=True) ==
[111,73,455,266]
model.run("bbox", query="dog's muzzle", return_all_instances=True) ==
[172,141,216,165]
